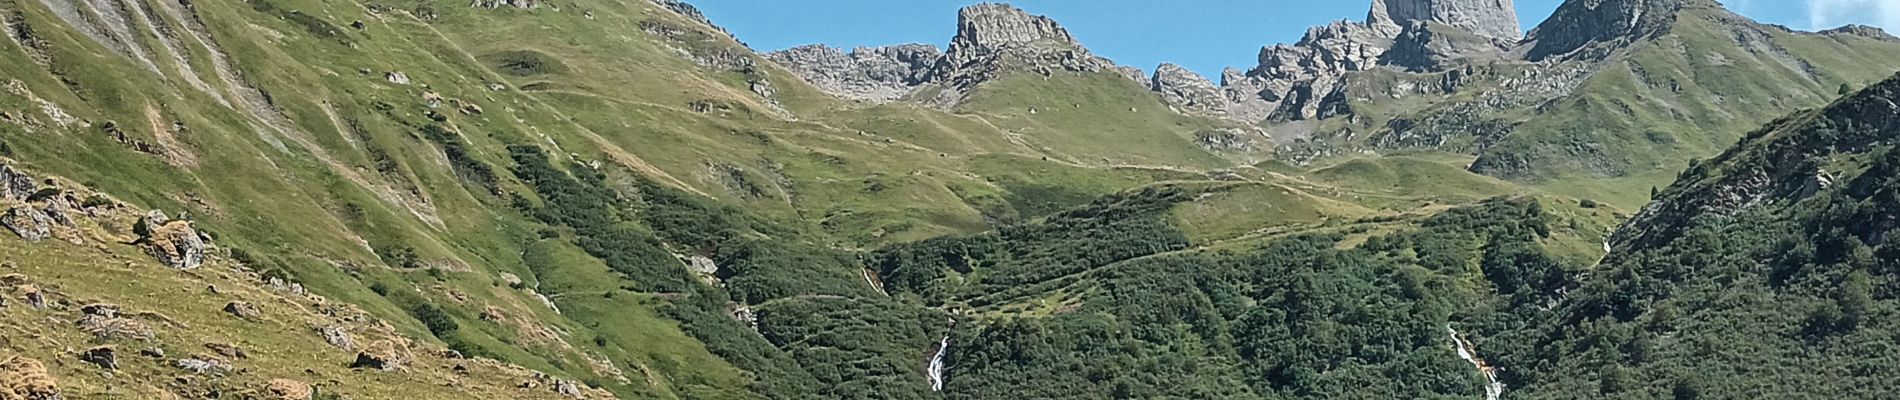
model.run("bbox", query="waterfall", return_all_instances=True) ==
[927,336,950,391]
[1448,325,1504,400]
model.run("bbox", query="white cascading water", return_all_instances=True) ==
[1448,325,1504,400]
[927,336,950,391]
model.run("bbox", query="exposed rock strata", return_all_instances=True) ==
[1151,63,1228,116]
[765,44,940,101]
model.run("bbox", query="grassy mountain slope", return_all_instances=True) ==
[1468,2,1900,186]
[5,0,1871,398]
[952,71,1239,168]
[1471,72,1900,399]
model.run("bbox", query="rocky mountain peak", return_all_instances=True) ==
[1368,0,1522,40]
[950,3,1079,53]
[1152,63,1228,116]
[769,3,1125,105]
[923,3,1123,107]
[1523,0,1694,61]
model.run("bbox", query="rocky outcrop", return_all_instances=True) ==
[524,372,587,399]
[1368,0,1521,40]
[174,357,233,375]
[224,301,262,319]
[78,346,117,370]
[766,44,941,101]
[1524,0,1692,61]
[1194,129,1256,152]
[772,3,1129,108]
[1,206,52,242]
[1219,0,1523,123]
[137,210,206,270]
[76,303,154,341]
[318,325,358,351]
[1382,22,1515,72]
[1820,24,1900,41]
[1152,64,1228,116]
[931,4,1121,102]
[1223,20,1394,122]
[351,341,412,371]
[650,0,731,39]
[469,0,536,9]
[17,284,43,310]
[0,164,34,201]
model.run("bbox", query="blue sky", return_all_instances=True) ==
[694,1,1888,78]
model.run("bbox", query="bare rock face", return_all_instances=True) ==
[927,3,1121,106]
[1821,24,1900,41]
[1220,0,1524,123]
[1151,64,1228,116]
[1,206,53,242]
[771,4,1140,109]
[1369,0,1521,40]
[649,0,731,40]
[174,357,233,375]
[1382,21,1516,72]
[766,44,941,101]
[1223,21,1394,122]
[469,0,536,9]
[948,3,1077,52]
[0,164,34,201]
[1524,0,1690,61]
[317,325,357,351]
[137,211,206,270]
[76,304,154,342]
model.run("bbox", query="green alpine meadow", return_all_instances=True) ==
[0,0,1896,398]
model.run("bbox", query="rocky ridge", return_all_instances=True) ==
[1219,0,1521,123]
[1522,0,1692,61]
[1151,63,1228,116]
[769,3,1129,107]
[765,44,941,102]
[1613,73,1900,251]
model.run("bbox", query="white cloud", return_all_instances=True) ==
[1808,0,1900,33]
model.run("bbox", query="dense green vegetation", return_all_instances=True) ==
[871,186,1195,306]
[1470,79,1900,399]
[932,199,1566,399]
[5,0,1899,397]
[509,144,946,398]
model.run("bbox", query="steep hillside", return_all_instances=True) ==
[1190,0,1900,208]
[1466,0,1900,186]
[1467,72,1900,399]
[769,4,1260,168]
[0,162,612,399]
[2,0,1894,398]
[0,0,1590,398]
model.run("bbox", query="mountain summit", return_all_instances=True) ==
[770,3,1132,106]
[1369,0,1522,39]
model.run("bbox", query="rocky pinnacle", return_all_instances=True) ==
[949,3,1078,54]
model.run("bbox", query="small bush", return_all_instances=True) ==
[484,50,568,76]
